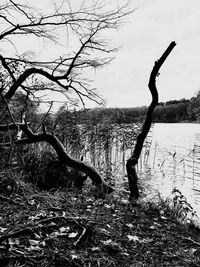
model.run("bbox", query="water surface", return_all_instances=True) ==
[146,123,200,222]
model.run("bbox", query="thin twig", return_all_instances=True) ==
[73,226,87,247]
[182,237,200,246]
[35,101,53,132]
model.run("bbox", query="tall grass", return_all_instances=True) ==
[0,117,152,190]
[149,142,200,193]
[55,120,153,186]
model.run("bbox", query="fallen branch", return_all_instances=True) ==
[73,226,87,247]
[0,215,85,243]
[182,236,200,246]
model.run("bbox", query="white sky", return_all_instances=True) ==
[92,0,200,108]
[2,0,200,110]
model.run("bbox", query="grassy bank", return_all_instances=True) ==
[0,179,200,267]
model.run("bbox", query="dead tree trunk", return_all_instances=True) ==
[126,41,176,200]
[0,123,114,195]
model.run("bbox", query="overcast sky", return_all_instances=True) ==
[92,0,200,108]
[3,0,200,110]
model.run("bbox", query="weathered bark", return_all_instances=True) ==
[126,41,176,200]
[0,124,114,195]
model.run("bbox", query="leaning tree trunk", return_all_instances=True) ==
[126,41,176,200]
[0,123,114,195]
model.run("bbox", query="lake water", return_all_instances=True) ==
[144,123,200,223]
[82,122,200,223]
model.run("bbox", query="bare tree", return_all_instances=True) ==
[0,0,132,194]
[126,41,176,200]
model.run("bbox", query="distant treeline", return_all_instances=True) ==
[73,106,148,124]
[55,91,200,125]
[154,92,200,122]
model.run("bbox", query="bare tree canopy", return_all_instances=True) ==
[0,0,132,107]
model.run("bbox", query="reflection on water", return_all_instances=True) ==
[83,122,200,223]
[146,123,200,223]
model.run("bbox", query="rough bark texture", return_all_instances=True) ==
[126,41,176,200]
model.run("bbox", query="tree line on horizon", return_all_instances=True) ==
[60,91,200,124]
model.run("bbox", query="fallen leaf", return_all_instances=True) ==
[120,252,129,256]
[50,230,68,237]
[127,235,140,242]
[8,238,20,246]
[62,211,66,216]
[149,225,156,230]
[98,228,110,236]
[28,199,35,205]
[91,247,100,252]
[40,240,46,247]
[86,209,92,212]
[50,230,60,238]
[71,254,78,259]
[94,199,103,205]
[189,248,197,255]
[86,198,93,202]
[153,222,161,226]
[70,250,78,259]
[126,223,134,228]
[68,232,78,238]
[26,245,42,251]
[101,239,112,245]
[59,226,70,233]
[104,204,112,209]
[29,239,40,246]
[0,227,7,233]
[121,199,129,204]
